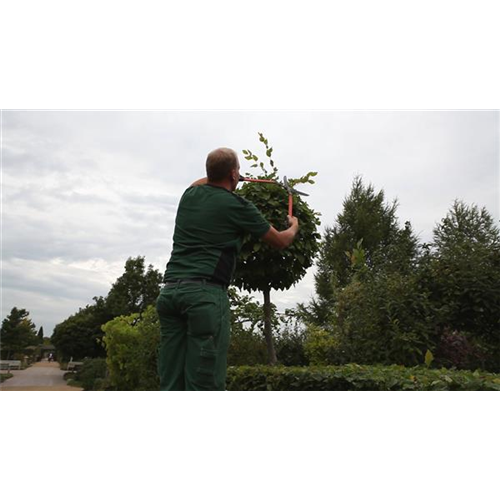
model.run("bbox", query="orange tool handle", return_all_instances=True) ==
[288,194,293,217]
[240,177,277,185]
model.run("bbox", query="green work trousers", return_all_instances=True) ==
[156,282,231,391]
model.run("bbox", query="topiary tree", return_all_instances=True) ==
[233,133,321,365]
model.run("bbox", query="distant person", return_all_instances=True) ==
[48,353,54,363]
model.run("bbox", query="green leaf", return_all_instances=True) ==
[424,350,434,367]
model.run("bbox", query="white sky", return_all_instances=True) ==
[2,110,499,335]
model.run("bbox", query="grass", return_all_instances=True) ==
[1,373,14,383]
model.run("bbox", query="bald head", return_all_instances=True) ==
[206,148,240,182]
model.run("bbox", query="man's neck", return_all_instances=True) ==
[207,180,233,191]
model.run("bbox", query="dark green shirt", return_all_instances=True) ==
[165,184,271,285]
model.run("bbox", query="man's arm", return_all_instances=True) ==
[261,216,299,250]
[190,177,208,187]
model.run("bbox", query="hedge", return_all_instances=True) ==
[226,365,500,391]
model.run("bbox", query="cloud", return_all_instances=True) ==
[2,110,498,335]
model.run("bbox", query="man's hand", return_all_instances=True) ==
[287,215,299,229]
[262,217,299,250]
[190,177,208,187]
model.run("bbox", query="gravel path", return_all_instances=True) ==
[0,361,83,391]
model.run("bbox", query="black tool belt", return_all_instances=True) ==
[163,278,227,289]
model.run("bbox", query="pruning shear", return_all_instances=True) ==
[282,176,309,218]
[239,175,309,221]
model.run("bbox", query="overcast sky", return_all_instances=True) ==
[2,110,499,336]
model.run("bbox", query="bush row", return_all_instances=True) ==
[226,364,500,391]
[70,361,500,391]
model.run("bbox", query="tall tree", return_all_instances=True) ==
[106,256,163,317]
[51,257,163,361]
[427,201,500,348]
[37,326,44,344]
[51,299,110,361]
[313,176,418,323]
[1,307,38,359]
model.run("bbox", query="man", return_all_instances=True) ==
[156,147,299,391]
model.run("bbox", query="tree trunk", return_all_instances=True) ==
[263,287,278,366]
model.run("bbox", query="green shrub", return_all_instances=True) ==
[102,306,160,391]
[102,315,142,390]
[228,318,310,367]
[93,378,113,391]
[330,271,436,366]
[78,358,108,391]
[274,328,309,367]
[135,306,161,390]
[228,328,267,366]
[226,365,500,391]
[227,287,274,366]
[303,325,342,365]
[434,330,488,370]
